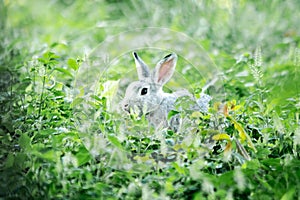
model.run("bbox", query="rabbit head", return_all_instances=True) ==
[121,52,178,125]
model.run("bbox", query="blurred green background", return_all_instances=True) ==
[3,0,299,100]
[3,0,299,59]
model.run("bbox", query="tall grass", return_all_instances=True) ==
[0,0,299,199]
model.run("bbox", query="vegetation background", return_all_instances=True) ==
[0,0,299,199]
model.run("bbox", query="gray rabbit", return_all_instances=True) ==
[121,52,211,131]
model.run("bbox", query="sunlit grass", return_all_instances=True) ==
[0,0,299,199]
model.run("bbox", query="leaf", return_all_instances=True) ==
[75,146,91,166]
[40,129,56,136]
[39,52,60,68]
[67,58,79,71]
[168,110,180,120]
[280,187,295,200]
[232,119,247,142]
[14,153,27,169]
[212,133,231,141]
[172,162,186,175]
[40,149,57,162]
[256,146,271,159]
[242,159,261,170]
[54,67,73,78]
[228,116,257,152]
[19,133,31,150]
[95,182,110,191]
[90,94,103,102]
[107,135,124,150]
[133,155,152,162]
[219,171,235,186]
[4,153,14,169]
[71,97,84,108]
[191,111,203,118]
[261,158,282,171]
[165,180,175,193]
[31,148,58,162]
[17,77,31,91]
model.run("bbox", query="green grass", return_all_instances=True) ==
[0,0,299,199]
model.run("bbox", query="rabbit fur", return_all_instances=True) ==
[121,52,211,131]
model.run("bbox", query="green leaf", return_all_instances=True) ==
[165,180,175,193]
[31,142,60,162]
[212,133,231,141]
[219,171,235,186]
[228,116,257,152]
[280,187,295,200]
[256,146,271,159]
[71,97,84,108]
[95,182,110,191]
[38,51,60,68]
[107,135,124,150]
[168,110,180,120]
[172,162,186,175]
[14,153,27,169]
[75,146,91,166]
[40,129,56,136]
[19,133,31,150]
[191,111,203,118]
[133,155,152,162]
[67,58,79,71]
[4,153,14,169]
[90,94,103,101]
[54,67,73,78]
[40,149,57,162]
[261,158,282,171]
[242,159,261,170]
[17,77,31,91]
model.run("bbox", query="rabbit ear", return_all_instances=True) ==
[153,53,177,85]
[133,52,150,80]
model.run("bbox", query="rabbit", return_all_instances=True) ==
[121,52,211,131]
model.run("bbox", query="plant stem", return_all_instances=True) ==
[38,71,46,118]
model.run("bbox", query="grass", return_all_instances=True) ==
[0,0,299,199]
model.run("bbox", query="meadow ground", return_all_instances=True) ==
[0,1,299,199]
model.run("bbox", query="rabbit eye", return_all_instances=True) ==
[141,88,148,95]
